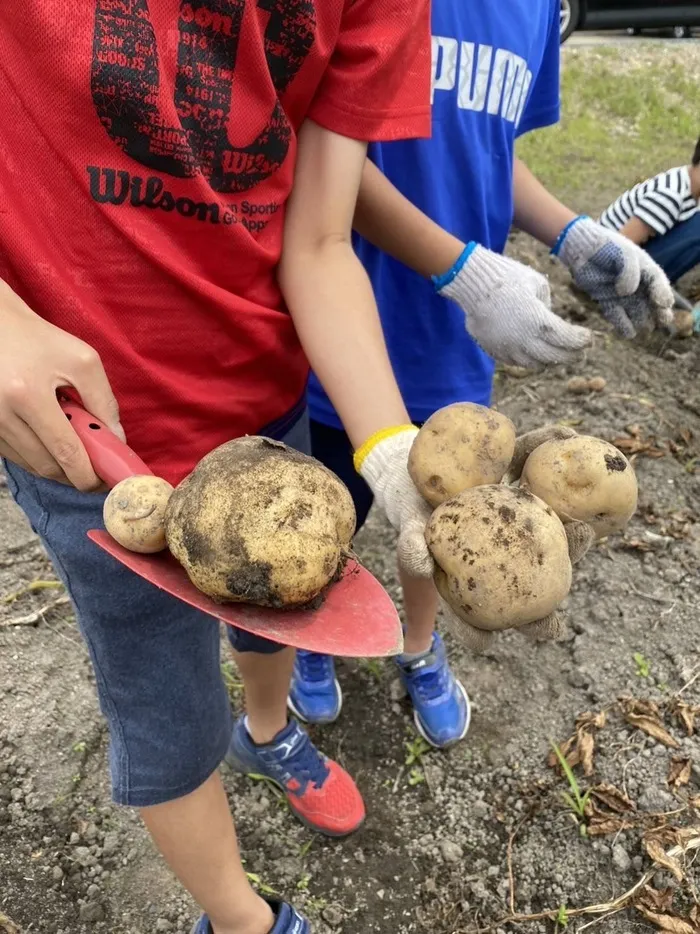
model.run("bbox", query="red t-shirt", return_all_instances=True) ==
[0,1,430,484]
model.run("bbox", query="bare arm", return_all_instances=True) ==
[618,215,655,245]
[512,157,577,247]
[278,120,410,448]
[353,160,464,278]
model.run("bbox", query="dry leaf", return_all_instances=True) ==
[671,701,699,737]
[644,838,685,882]
[590,783,636,813]
[585,800,635,836]
[587,815,635,836]
[638,885,676,915]
[624,712,680,748]
[578,730,595,777]
[667,758,692,789]
[635,905,694,934]
[547,734,578,770]
[690,794,700,810]
[614,435,666,459]
[548,711,608,776]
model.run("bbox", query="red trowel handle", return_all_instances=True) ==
[59,399,153,488]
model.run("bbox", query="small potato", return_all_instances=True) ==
[409,403,516,507]
[521,435,637,539]
[674,310,695,339]
[103,476,174,553]
[426,485,572,631]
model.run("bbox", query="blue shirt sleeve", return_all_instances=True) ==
[516,0,560,137]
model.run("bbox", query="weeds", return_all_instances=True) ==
[220,661,243,699]
[549,740,591,835]
[246,872,278,897]
[361,658,384,681]
[633,652,651,678]
[404,736,431,787]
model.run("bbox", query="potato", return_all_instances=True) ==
[520,435,637,539]
[408,403,516,507]
[164,437,356,608]
[103,475,174,553]
[425,485,572,631]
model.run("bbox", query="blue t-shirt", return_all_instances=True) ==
[308,0,561,429]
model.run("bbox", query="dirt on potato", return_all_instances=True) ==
[3,193,700,934]
[165,437,355,609]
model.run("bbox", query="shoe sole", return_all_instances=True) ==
[225,744,363,839]
[412,679,472,750]
[286,678,343,725]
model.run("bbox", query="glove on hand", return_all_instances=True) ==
[554,216,674,338]
[435,243,592,368]
[355,427,433,579]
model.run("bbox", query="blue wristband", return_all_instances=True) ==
[551,215,590,257]
[432,241,477,291]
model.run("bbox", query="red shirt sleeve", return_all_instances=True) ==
[308,0,432,142]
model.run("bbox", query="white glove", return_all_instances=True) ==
[554,216,674,338]
[355,427,433,579]
[435,243,592,368]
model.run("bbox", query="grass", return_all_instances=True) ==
[517,49,699,212]
[404,735,432,787]
[549,739,592,835]
[633,652,651,678]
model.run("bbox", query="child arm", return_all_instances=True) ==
[512,158,673,335]
[278,120,409,449]
[353,160,464,278]
[278,119,433,577]
[618,215,656,246]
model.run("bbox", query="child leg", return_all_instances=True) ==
[644,213,700,283]
[4,464,273,933]
[301,421,470,748]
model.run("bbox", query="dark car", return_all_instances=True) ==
[560,1,700,42]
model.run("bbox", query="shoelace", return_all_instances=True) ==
[260,728,330,790]
[296,650,334,684]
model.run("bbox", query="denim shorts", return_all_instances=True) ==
[4,412,310,808]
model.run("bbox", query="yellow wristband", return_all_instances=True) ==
[353,424,416,474]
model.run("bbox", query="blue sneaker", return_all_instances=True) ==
[191,899,309,933]
[397,632,471,749]
[225,717,365,837]
[288,651,342,724]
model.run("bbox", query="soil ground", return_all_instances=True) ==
[3,43,700,934]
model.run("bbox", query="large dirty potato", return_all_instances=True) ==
[408,403,516,507]
[520,435,638,539]
[425,485,572,631]
[164,437,356,608]
[103,476,174,553]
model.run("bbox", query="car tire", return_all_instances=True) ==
[672,25,690,39]
[560,0,580,43]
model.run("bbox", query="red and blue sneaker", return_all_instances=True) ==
[288,650,342,724]
[225,717,365,837]
[396,632,471,749]
[191,899,309,933]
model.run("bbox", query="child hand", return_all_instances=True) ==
[435,244,592,367]
[553,216,675,338]
[354,427,434,579]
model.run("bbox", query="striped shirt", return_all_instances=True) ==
[599,166,699,237]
